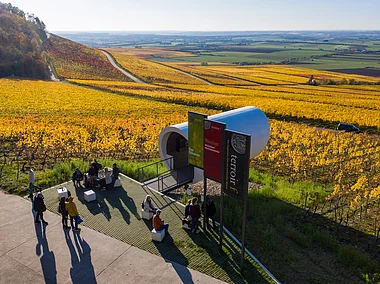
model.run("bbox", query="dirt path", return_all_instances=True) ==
[101,50,146,84]
[164,64,215,85]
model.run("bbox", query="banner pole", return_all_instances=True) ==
[240,189,248,272]
[240,135,251,273]
[219,129,226,251]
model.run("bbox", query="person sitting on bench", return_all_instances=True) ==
[143,195,157,214]
[152,210,168,234]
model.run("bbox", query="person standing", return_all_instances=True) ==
[152,210,168,234]
[112,163,120,181]
[72,168,84,188]
[202,197,217,229]
[34,192,48,225]
[65,196,81,232]
[28,167,35,198]
[189,197,201,233]
[58,197,70,229]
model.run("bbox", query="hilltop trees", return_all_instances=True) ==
[0,2,49,78]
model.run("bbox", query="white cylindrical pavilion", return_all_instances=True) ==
[158,106,270,183]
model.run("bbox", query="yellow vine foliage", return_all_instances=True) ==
[109,52,206,85]
[0,78,216,162]
[70,79,380,129]
[45,34,128,81]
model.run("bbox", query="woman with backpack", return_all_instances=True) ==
[58,196,70,229]
[65,196,81,232]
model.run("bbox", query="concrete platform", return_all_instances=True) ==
[0,190,225,284]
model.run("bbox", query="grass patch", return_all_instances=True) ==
[0,159,164,196]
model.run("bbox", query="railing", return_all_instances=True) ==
[138,157,173,183]
[157,164,194,193]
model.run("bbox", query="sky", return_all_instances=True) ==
[8,0,380,32]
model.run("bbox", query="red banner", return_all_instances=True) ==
[204,120,226,182]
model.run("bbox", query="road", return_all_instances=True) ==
[101,50,146,84]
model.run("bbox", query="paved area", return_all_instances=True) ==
[38,176,272,283]
[0,190,226,284]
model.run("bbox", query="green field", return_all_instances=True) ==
[155,49,336,63]
[293,54,380,73]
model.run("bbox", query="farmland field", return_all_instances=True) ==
[3,31,380,283]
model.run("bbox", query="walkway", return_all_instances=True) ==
[101,50,146,84]
[40,176,273,283]
[0,190,225,283]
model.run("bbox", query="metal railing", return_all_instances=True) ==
[138,157,173,183]
[158,164,194,193]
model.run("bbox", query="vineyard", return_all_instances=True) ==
[108,51,206,85]
[1,75,380,237]
[164,62,380,85]
[105,47,195,59]
[0,78,218,169]
[69,78,380,132]
[2,39,380,282]
[45,34,128,81]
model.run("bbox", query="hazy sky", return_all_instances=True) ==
[9,0,380,32]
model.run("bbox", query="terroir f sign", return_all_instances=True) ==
[224,130,251,200]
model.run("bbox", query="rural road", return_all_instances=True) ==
[101,50,146,84]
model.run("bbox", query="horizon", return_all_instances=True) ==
[53,29,380,33]
[8,0,380,32]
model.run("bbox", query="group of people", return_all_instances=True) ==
[182,196,216,233]
[142,195,169,233]
[142,193,217,236]
[72,160,120,190]
[58,192,82,232]
[33,190,82,232]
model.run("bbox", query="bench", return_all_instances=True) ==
[141,209,153,220]
[57,187,68,199]
[84,190,96,202]
[151,228,165,242]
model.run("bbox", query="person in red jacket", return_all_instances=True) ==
[189,197,201,233]
[152,209,168,233]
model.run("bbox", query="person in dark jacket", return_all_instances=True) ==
[184,199,191,219]
[86,165,97,188]
[189,197,201,233]
[182,199,192,229]
[72,168,84,187]
[201,197,217,229]
[112,163,120,181]
[34,192,48,225]
[91,159,102,176]
[58,196,70,229]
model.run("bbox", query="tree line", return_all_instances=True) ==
[0,2,49,79]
